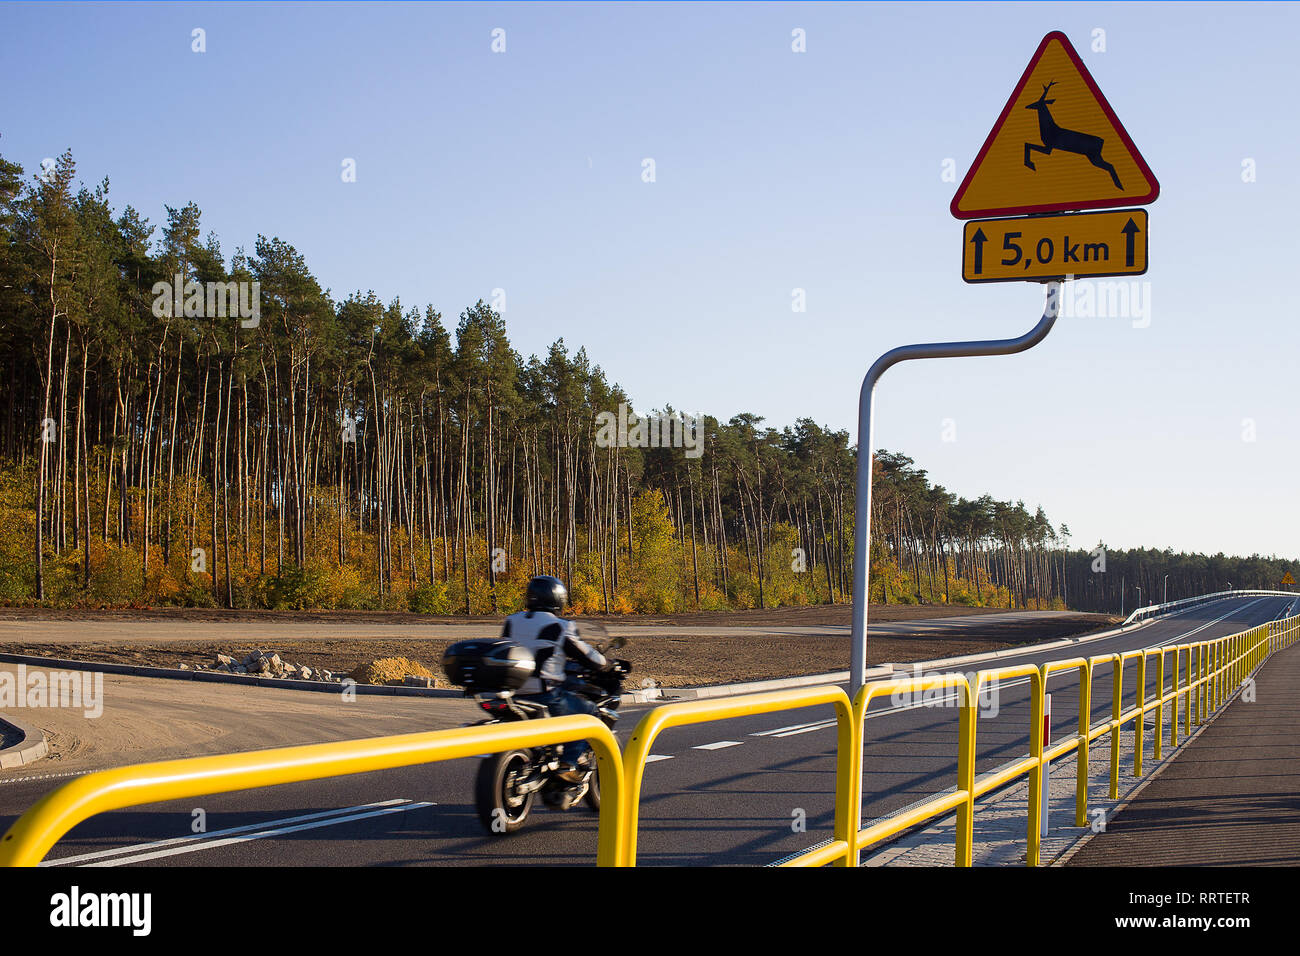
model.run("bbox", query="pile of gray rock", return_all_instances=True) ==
[180,650,340,683]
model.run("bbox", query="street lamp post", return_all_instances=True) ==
[1163,574,1169,604]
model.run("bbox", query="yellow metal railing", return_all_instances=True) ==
[852,673,977,865]
[2,613,1294,868]
[620,685,855,867]
[970,663,1045,865]
[0,715,625,867]
[846,614,1296,867]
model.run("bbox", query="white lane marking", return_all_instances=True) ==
[774,720,837,737]
[83,801,434,867]
[644,754,674,763]
[1155,599,1265,647]
[745,597,1281,739]
[40,799,415,867]
[693,741,742,751]
[752,719,828,737]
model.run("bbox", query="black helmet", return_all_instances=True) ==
[525,575,567,613]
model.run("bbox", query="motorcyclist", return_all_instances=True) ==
[502,575,611,781]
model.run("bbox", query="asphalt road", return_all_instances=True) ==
[2,594,1291,867]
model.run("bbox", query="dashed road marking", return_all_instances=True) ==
[752,720,827,736]
[773,720,837,737]
[693,741,742,751]
[744,600,1279,740]
[644,754,674,763]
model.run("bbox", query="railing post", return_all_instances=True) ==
[956,677,976,868]
[1221,637,1227,701]
[1207,641,1214,714]
[1154,651,1165,761]
[1224,636,1231,704]
[1225,636,1231,703]
[1075,661,1092,828]
[1171,647,1180,748]
[1219,637,1225,704]
[1214,639,1221,709]
[1135,654,1146,777]
[1223,637,1230,706]
[1208,640,1214,710]
[1195,643,1204,724]
[1204,640,1211,711]
[1213,640,1220,710]
[1027,672,1045,867]
[1110,656,1122,800]
[1228,635,1234,700]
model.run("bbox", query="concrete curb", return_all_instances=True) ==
[0,711,49,769]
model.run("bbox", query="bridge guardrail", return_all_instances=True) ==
[1121,588,1296,626]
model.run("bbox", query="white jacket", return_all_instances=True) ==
[501,610,608,694]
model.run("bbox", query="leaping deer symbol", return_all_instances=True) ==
[1023,81,1123,190]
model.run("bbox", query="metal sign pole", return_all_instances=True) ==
[849,281,1063,698]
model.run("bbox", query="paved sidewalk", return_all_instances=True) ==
[1067,641,1300,866]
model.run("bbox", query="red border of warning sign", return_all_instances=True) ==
[950,31,1160,220]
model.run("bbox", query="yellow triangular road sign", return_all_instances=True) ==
[951,31,1159,219]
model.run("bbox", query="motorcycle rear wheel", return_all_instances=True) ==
[476,749,535,835]
[584,764,600,811]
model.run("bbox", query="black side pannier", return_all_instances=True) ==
[441,639,536,691]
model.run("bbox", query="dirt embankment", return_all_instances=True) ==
[1,605,1118,689]
[0,601,1064,627]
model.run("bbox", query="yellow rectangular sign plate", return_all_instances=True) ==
[962,209,1147,283]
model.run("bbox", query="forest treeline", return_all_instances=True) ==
[1,149,1295,615]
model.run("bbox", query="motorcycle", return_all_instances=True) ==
[441,622,631,836]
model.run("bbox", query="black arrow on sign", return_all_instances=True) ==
[969,228,987,274]
[1121,217,1140,268]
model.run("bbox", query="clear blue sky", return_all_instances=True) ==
[3,2,1297,559]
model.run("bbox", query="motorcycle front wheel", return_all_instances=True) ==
[475,749,535,835]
